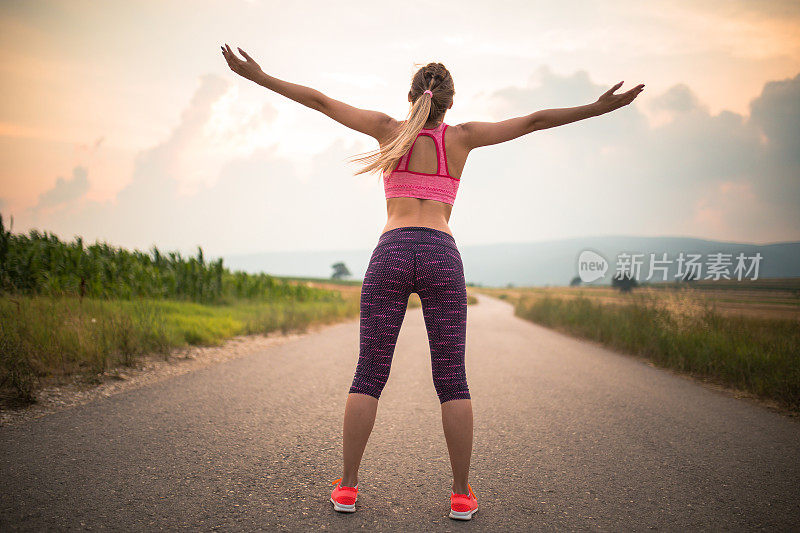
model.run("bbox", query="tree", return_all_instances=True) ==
[331,261,351,280]
[611,272,638,293]
[570,276,581,287]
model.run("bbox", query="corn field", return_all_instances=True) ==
[0,212,364,404]
[0,213,336,304]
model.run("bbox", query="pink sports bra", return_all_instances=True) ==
[383,122,460,205]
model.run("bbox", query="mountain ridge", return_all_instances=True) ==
[222,236,800,287]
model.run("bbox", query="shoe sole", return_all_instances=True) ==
[330,497,356,513]
[449,506,478,520]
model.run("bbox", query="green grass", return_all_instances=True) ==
[0,294,359,403]
[513,293,800,412]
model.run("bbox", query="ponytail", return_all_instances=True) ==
[348,89,433,177]
[348,62,454,178]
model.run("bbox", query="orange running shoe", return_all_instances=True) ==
[330,477,358,513]
[449,482,478,520]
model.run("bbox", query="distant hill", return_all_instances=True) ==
[221,236,800,287]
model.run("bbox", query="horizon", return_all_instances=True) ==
[3,213,797,258]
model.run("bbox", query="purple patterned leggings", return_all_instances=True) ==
[349,226,471,404]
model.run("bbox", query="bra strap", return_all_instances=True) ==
[398,123,447,174]
[434,124,448,176]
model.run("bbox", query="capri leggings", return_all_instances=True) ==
[349,226,471,404]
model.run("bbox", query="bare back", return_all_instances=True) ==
[378,120,470,237]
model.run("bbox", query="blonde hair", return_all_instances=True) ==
[348,62,454,177]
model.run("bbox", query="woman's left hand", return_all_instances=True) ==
[595,81,645,114]
[221,44,264,83]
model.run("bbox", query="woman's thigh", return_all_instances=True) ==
[349,246,414,399]
[414,245,470,403]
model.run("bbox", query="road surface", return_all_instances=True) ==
[1,294,798,531]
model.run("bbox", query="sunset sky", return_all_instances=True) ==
[1,0,799,257]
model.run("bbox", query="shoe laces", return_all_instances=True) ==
[331,477,358,490]
[453,482,476,500]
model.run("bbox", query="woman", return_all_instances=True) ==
[221,44,644,520]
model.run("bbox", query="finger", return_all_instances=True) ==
[223,52,238,71]
[226,43,239,61]
[625,83,644,95]
[221,46,232,65]
[238,47,253,62]
[602,81,624,97]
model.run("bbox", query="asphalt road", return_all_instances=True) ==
[1,294,798,531]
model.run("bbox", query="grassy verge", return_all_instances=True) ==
[502,289,800,412]
[0,293,359,404]
[1,287,477,406]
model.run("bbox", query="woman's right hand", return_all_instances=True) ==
[595,81,645,113]
[221,43,265,83]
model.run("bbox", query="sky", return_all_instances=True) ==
[1,0,799,258]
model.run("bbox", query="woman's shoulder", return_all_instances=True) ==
[376,117,404,147]
[377,119,470,154]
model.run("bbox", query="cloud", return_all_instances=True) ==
[650,83,704,113]
[654,72,800,239]
[16,72,384,256]
[35,165,90,208]
[464,66,799,243]
[749,72,800,164]
[14,67,800,257]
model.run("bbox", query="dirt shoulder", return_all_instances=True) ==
[0,319,351,427]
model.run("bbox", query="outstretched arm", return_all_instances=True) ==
[458,81,644,150]
[221,44,397,142]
